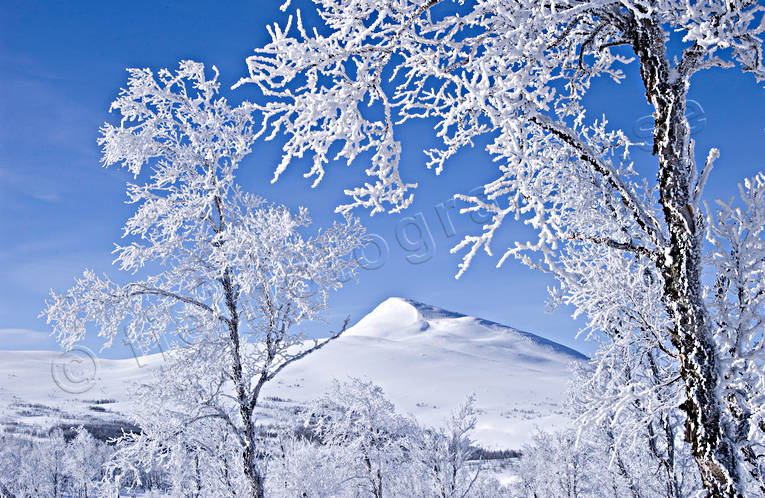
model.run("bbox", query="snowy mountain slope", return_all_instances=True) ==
[0,297,585,449]
[264,297,585,449]
[0,350,165,439]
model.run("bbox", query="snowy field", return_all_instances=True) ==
[0,297,584,451]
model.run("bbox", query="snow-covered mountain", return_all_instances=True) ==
[0,297,585,449]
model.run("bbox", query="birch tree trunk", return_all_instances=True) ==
[224,271,266,498]
[630,15,741,497]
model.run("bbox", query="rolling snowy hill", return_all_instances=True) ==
[0,297,585,449]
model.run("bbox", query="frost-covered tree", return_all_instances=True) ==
[706,172,765,494]
[517,430,590,497]
[7,429,68,497]
[42,61,364,498]
[515,420,705,497]
[237,1,765,494]
[269,429,352,496]
[570,352,706,497]
[0,428,114,497]
[0,431,19,498]
[273,380,504,497]
[64,427,108,498]
[309,378,417,497]
[104,351,255,496]
[561,172,765,497]
[415,395,481,498]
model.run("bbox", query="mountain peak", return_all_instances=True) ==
[386,297,468,319]
[351,297,587,361]
[269,297,586,448]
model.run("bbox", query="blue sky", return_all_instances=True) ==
[1,1,763,358]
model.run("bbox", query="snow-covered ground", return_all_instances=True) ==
[0,297,585,449]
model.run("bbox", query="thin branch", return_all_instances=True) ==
[568,232,658,260]
[201,403,246,447]
[529,113,666,249]
[578,24,605,71]
[126,284,232,327]
[693,148,719,205]
[266,316,351,383]
[599,39,631,51]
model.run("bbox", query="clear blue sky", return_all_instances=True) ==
[1,1,763,358]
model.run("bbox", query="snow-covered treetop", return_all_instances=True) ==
[237,0,764,218]
[44,61,364,353]
[102,60,256,179]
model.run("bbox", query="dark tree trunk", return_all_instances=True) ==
[240,416,266,498]
[628,14,742,497]
[223,270,266,498]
